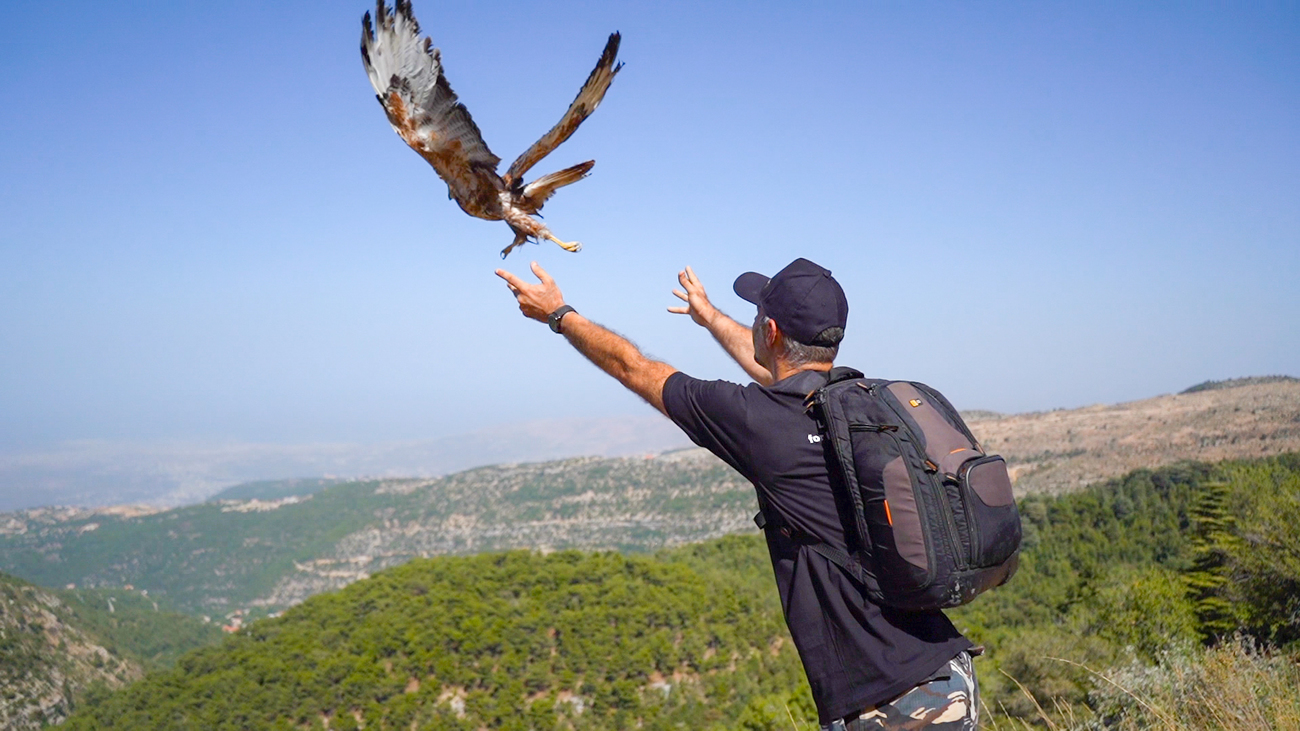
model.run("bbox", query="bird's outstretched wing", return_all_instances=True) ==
[503,33,622,186]
[361,0,501,188]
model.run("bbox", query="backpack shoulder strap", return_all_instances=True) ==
[753,509,876,586]
[807,541,873,584]
[825,366,864,385]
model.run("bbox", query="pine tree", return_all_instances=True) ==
[1183,480,1241,642]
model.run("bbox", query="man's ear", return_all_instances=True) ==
[765,318,782,349]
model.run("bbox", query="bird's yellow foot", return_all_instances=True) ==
[546,234,582,253]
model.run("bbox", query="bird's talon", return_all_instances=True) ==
[545,234,582,252]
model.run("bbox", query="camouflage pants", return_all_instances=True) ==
[822,651,979,730]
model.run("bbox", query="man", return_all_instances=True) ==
[496,258,979,730]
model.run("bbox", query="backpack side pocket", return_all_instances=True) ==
[957,455,1021,568]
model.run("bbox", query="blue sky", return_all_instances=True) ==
[2,0,1297,450]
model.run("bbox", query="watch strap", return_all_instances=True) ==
[547,305,577,333]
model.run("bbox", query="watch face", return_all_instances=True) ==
[549,306,573,333]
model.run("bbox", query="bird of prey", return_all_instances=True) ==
[361,0,622,258]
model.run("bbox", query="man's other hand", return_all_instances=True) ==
[668,266,718,328]
[496,262,566,323]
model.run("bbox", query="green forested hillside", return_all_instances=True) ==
[951,454,1300,726]
[50,586,226,670]
[63,543,813,731]
[0,484,382,615]
[1181,374,1298,393]
[211,478,351,502]
[62,453,1300,730]
[0,453,750,615]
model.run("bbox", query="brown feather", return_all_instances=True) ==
[361,1,502,219]
[503,33,622,186]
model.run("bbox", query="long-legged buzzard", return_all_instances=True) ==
[361,0,622,257]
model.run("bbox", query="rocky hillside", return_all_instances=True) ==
[969,379,1300,495]
[0,573,224,729]
[0,574,141,730]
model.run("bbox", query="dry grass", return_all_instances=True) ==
[982,639,1300,730]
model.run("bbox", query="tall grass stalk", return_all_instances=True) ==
[984,639,1300,730]
[999,669,1058,731]
[785,702,805,731]
[1047,656,1176,728]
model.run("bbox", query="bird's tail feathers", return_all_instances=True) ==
[520,161,595,212]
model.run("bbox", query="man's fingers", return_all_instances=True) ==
[685,265,698,283]
[680,268,705,294]
[667,306,688,315]
[495,268,526,290]
[672,289,688,302]
[530,261,553,286]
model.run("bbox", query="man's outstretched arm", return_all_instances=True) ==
[497,262,678,415]
[669,266,773,386]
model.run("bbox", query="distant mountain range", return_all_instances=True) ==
[5,378,1295,513]
[0,377,1295,620]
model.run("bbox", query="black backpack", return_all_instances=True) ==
[759,367,1021,610]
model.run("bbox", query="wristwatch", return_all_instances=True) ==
[547,305,576,334]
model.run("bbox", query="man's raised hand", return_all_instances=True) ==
[668,265,718,328]
[496,262,566,323]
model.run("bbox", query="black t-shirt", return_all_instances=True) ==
[662,369,971,724]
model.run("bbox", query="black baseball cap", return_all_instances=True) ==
[733,258,849,346]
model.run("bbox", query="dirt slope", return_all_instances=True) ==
[967,380,1300,495]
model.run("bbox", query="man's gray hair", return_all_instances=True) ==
[759,314,840,367]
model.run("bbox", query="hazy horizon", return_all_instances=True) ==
[0,414,695,512]
[5,373,1294,513]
